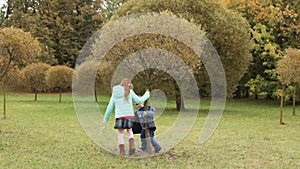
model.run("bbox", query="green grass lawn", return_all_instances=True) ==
[0,93,299,168]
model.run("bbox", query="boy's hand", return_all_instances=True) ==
[144,111,148,116]
[137,111,144,118]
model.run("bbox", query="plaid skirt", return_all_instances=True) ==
[114,118,134,129]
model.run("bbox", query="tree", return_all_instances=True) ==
[0,0,55,64]
[245,24,282,99]
[44,0,105,67]
[0,0,106,67]
[94,32,202,110]
[0,27,42,118]
[102,0,252,103]
[223,0,300,99]
[277,48,300,116]
[260,1,300,49]
[0,27,42,79]
[45,65,74,103]
[21,63,51,101]
[223,0,300,49]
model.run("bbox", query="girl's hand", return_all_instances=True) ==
[101,123,109,133]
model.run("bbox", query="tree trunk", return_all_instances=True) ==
[176,96,185,111]
[245,86,250,98]
[34,88,38,101]
[59,87,62,103]
[255,93,259,100]
[280,89,284,125]
[175,85,185,111]
[292,84,297,116]
[3,86,6,120]
[233,86,241,98]
[94,81,98,102]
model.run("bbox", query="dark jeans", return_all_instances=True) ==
[140,128,161,151]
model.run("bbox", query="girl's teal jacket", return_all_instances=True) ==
[103,85,150,123]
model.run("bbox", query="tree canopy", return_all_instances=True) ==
[21,63,51,101]
[277,48,300,86]
[0,27,42,80]
[0,0,106,67]
[45,65,74,102]
[104,0,252,97]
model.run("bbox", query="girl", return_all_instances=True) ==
[103,79,150,156]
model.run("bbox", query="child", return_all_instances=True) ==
[103,79,150,156]
[134,101,161,153]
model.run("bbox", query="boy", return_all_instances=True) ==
[134,101,161,153]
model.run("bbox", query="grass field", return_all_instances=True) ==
[0,93,299,168]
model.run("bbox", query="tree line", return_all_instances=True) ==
[0,0,299,103]
[222,0,300,123]
[220,0,300,100]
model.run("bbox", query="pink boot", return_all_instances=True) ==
[119,144,125,156]
[128,138,135,155]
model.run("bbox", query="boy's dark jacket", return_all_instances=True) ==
[134,106,156,131]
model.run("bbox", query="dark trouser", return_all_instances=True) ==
[140,128,161,152]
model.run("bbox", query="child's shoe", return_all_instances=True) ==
[119,144,125,156]
[155,147,161,153]
[128,138,135,155]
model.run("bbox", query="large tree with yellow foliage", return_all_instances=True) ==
[97,0,252,104]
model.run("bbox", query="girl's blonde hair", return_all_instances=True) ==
[120,78,131,101]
